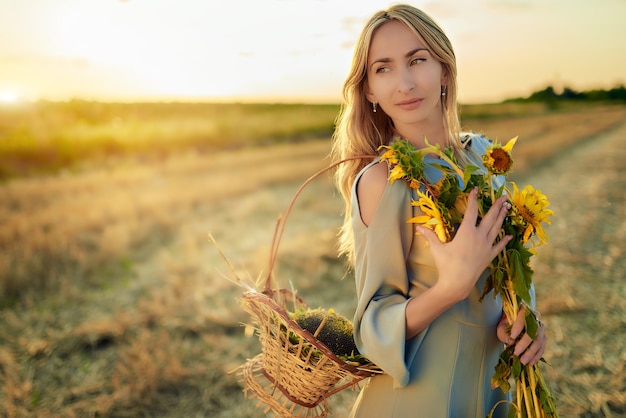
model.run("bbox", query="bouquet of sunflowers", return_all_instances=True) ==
[379,136,558,418]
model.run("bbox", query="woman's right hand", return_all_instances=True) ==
[415,187,512,302]
[497,307,547,365]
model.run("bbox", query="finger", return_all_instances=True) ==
[414,225,440,246]
[480,195,508,225]
[479,195,509,236]
[486,200,511,243]
[458,188,479,230]
[514,333,533,357]
[527,333,547,365]
[497,318,515,345]
[520,330,546,365]
[489,234,512,259]
[509,306,526,340]
[527,350,544,365]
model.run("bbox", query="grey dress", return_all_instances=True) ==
[349,134,510,418]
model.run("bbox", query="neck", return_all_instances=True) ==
[392,104,448,149]
[394,122,447,150]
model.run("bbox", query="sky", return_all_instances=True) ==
[1,0,625,104]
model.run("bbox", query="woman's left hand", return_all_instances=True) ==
[497,306,547,366]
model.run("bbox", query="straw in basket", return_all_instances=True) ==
[215,156,382,417]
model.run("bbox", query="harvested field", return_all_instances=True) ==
[0,104,625,417]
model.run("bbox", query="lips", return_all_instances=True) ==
[396,98,423,110]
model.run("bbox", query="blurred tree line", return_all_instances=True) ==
[506,84,626,103]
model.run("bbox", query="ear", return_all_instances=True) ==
[364,84,377,104]
[440,68,449,87]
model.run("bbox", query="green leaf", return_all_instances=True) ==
[494,182,505,198]
[492,360,511,393]
[480,275,495,302]
[524,308,539,339]
[437,175,462,207]
[463,165,480,189]
[511,355,523,379]
[492,345,517,393]
[507,249,533,303]
[443,146,457,164]
[481,264,504,301]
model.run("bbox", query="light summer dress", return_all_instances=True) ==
[349,134,510,418]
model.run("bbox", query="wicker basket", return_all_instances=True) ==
[238,288,382,417]
[222,155,382,417]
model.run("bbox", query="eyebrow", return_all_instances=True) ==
[369,47,429,71]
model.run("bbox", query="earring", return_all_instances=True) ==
[441,85,447,97]
[372,102,377,113]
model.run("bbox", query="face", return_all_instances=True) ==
[365,20,447,138]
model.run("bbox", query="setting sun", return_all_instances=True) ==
[0,91,19,103]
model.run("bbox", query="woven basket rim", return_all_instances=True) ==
[242,288,382,379]
[240,354,331,417]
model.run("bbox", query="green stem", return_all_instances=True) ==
[516,378,523,418]
[521,371,534,417]
[424,144,465,179]
[528,366,542,417]
[537,368,559,416]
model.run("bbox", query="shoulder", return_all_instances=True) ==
[356,161,389,226]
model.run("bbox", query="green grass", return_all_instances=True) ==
[1,100,598,180]
[0,101,340,179]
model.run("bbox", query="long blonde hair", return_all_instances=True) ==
[331,4,462,263]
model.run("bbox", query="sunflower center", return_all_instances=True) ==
[518,205,535,224]
[490,149,513,172]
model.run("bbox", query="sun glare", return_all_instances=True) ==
[0,91,19,104]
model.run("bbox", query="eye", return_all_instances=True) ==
[375,66,390,74]
[410,57,426,65]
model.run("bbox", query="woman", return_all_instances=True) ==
[330,4,547,417]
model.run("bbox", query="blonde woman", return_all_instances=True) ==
[331,4,547,417]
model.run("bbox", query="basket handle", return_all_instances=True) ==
[264,154,377,293]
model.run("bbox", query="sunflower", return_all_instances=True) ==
[388,163,407,184]
[380,147,399,165]
[408,190,452,242]
[508,182,554,245]
[379,139,427,188]
[483,136,517,175]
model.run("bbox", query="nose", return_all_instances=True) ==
[397,67,416,93]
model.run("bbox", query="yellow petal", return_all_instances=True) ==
[407,215,432,224]
[388,165,405,183]
[503,136,518,153]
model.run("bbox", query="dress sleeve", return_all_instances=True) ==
[351,164,427,388]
